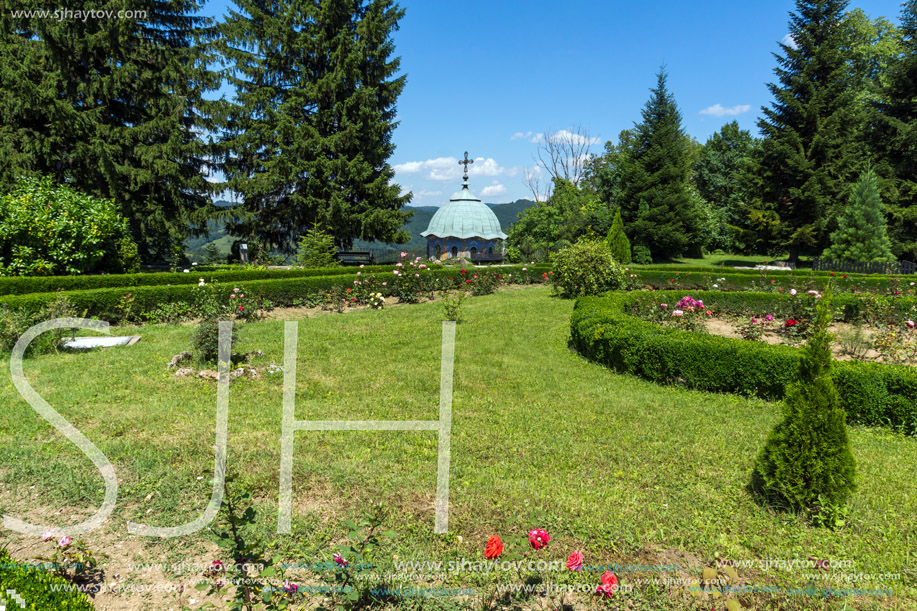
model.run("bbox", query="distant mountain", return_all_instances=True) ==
[487,199,537,228]
[187,198,537,261]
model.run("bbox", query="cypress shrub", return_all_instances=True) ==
[750,287,857,523]
[605,209,632,264]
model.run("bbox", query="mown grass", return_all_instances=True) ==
[0,285,915,610]
[662,253,813,268]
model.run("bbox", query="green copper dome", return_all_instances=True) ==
[421,183,507,240]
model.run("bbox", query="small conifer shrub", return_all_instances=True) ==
[750,286,856,525]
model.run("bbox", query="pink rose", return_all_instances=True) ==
[907,321,915,328]
[660,303,667,308]
[42,529,54,541]
[528,528,550,550]
[790,289,797,296]
[567,551,584,571]
[57,536,71,548]
[333,553,349,567]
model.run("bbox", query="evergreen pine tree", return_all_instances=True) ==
[617,68,704,261]
[870,0,917,261]
[757,0,864,261]
[605,209,632,264]
[297,226,340,269]
[751,286,856,522]
[219,0,412,254]
[823,167,894,262]
[0,0,221,261]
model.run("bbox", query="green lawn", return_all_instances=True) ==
[0,286,914,610]
[663,253,814,268]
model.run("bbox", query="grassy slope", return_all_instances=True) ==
[0,286,914,610]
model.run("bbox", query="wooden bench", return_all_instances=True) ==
[812,257,916,275]
[470,252,503,263]
[334,251,375,266]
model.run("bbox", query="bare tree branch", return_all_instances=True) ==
[534,125,595,188]
[523,168,550,202]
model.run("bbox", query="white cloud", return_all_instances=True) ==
[782,33,798,49]
[394,156,512,182]
[528,129,599,147]
[511,131,533,140]
[555,129,600,146]
[414,189,442,197]
[480,184,507,197]
[699,104,753,117]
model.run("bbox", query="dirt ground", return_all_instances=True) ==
[702,317,901,363]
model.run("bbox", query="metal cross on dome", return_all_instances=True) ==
[458,151,474,180]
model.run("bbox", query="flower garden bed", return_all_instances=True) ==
[625,267,917,295]
[0,262,552,297]
[630,290,917,365]
[0,262,549,323]
[570,290,917,434]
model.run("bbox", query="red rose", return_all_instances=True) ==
[528,528,550,550]
[484,536,502,560]
[595,571,618,598]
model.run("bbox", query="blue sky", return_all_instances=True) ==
[201,0,905,207]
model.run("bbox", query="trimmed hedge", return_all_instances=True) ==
[0,547,95,610]
[630,263,915,278]
[0,263,554,297]
[0,265,547,321]
[0,266,402,297]
[571,291,917,434]
[630,268,917,295]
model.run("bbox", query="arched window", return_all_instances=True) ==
[435,244,441,259]
[470,247,477,255]
[487,246,493,254]
[450,246,458,258]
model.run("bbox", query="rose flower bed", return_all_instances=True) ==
[570,290,917,434]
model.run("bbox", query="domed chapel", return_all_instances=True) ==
[421,152,507,261]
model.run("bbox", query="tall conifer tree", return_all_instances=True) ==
[219,0,411,254]
[617,68,704,261]
[0,1,221,261]
[823,167,894,262]
[870,0,917,261]
[757,0,863,261]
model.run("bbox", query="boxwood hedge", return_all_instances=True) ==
[630,263,915,278]
[630,268,917,295]
[0,263,553,297]
[0,266,399,297]
[0,548,95,610]
[0,265,546,322]
[571,291,917,434]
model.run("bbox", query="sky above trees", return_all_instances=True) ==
[200,0,905,207]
